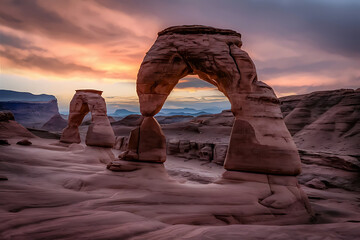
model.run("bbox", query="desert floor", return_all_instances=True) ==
[1,137,359,240]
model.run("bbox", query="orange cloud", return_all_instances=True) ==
[0,0,160,83]
[265,74,338,87]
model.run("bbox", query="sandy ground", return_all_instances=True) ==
[1,138,359,239]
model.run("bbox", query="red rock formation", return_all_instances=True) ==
[60,90,115,148]
[121,25,301,176]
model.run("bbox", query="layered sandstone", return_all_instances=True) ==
[280,89,360,155]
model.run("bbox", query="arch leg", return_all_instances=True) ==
[224,84,302,175]
[121,48,190,163]
[138,116,166,162]
[86,96,115,148]
[60,95,89,144]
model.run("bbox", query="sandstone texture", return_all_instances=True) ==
[121,25,301,175]
[280,88,360,155]
[60,90,115,148]
[117,116,167,163]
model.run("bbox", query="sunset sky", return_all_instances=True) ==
[0,0,359,113]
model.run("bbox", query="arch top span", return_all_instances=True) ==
[123,25,302,176]
[158,25,242,38]
[137,25,255,117]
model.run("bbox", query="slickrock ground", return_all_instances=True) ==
[0,138,359,239]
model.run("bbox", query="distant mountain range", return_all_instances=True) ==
[0,90,56,102]
[111,107,223,117]
[112,109,139,117]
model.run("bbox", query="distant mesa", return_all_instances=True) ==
[0,89,56,102]
[0,90,60,129]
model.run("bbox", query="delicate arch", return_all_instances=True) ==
[121,25,301,175]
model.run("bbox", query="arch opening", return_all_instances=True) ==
[161,76,228,112]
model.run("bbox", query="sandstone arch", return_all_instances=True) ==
[122,25,301,175]
[60,89,115,148]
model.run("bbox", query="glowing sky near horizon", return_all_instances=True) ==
[0,0,359,112]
